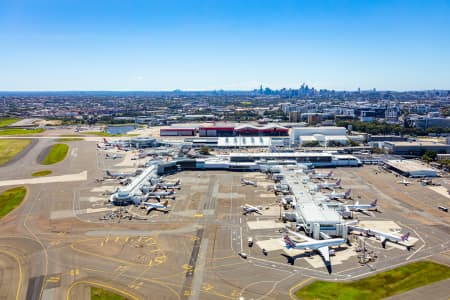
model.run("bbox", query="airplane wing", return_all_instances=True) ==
[146,207,155,215]
[317,246,332,274]
[317,246,330,263]
[287,230,314,242]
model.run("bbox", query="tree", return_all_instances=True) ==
[422,150,437,163]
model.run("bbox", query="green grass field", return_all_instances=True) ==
[57,137,84,142]
[91,287,128,300]
[0,139,32,166]
[41,143,69,165]
[0,118,20,127]
[32,170,52,177]
[0,187,27,218]
[0,128,44,136]
[296,261,450,300]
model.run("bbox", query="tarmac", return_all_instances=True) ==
[0,129,448,299]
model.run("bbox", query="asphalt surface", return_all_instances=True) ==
[0,132,448,300]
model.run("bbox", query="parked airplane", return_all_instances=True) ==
[142,200,170,214]
[96,143,111,150]
[149,176,165,185]
[344,199,378,213]
[105,170,136,179]
[310,170,333,180]
[242,204,263,215]
[318,179,341,189]
[105,153,122,160]
[397,178,412,186]
[102,138,115,146]
[140,185,157,194]
[283,230,346,273]
[325,189,351,200]
[147,190,176,200]
[241,178,257,187]
[157,179,181,189]
[350,226,412,250]
[117,145,130,152]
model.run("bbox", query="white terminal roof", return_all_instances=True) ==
[281,166,342,224]
[217,136,272,147]
[385,159,436,173]
[386,141,449,147]
[227,152,333,158]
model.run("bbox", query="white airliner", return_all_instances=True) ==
[140,185,157,194]
[105,170,136,179]
[242,204,262,215]
[318,179,341,189]
[310,170,333,179]
[344,199,378,213]
[157,179,181,189]
[96,143,110,150]
[397,178,412,186]
[283,230,346,273]
[241,178,257,187]
[147,190,176,201]
[116,145,131,152]
[325,189,351,200]
[349,226,412,250]
[103,138,113,146]
[142,200,170,214]
[105,153,122,160]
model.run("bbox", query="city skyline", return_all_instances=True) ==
[1,0,450,91]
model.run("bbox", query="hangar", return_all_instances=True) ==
[384,159,438,177]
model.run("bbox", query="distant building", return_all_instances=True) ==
[406,116,450,130]
[383,141,450,156]
[199,125,235,137]
[291,126,347,146]
[360,111,376,122]
[384,160,437,177]
[289,111,301,122]
[160,127,195,136]
[234,124,288,136]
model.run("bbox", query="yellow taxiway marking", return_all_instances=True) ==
[66,280,139,300]
[69,269,80,276]
[194,213,203,218]
[47,276,60,283]
[288,277,313,300]
[0,250,23,300]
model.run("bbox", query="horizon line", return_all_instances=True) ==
[0,88,449,93]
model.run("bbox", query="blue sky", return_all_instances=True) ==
[0,0,449,91]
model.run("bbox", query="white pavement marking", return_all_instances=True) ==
[0,170,87,187]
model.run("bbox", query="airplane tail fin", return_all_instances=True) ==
[176,179,180,185]
[336,179,341,185]
[106,170,112,177]
[401,232,410,241]
[328,171,333,177]
[345,189,351,197]
[96,144,100,148]
[371,199,378,207]
[283,235,296,249]
[163,200,169,207]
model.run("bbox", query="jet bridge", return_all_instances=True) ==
[110,165,157,205]
[280,166,347,238]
